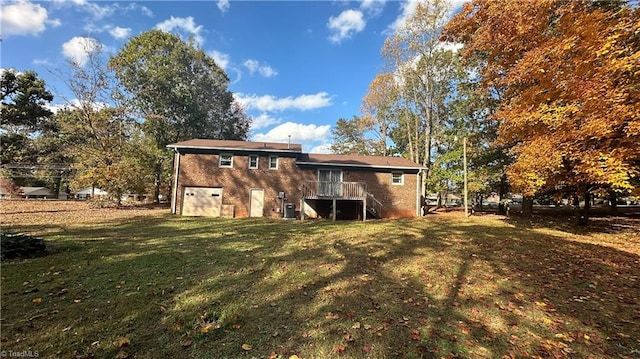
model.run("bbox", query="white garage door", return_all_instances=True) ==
[182,187,222,217]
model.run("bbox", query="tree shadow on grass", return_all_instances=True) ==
[1,215,638,358]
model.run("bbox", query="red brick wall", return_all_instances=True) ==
[177,153,316,218]
[344,170,418,218]
[176,152,418,218]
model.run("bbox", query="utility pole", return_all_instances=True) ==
[463,136,469,216]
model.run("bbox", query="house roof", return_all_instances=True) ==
[167,139,303,153]
[21,187,53,196]
[297,153,424,170]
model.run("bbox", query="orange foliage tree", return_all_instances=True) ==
[443,0,639,222]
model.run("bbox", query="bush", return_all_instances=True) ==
[1,232,46,260]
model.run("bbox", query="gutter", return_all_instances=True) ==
[296,161,424,171]
[416,169,423,217]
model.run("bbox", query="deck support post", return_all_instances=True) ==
[363,196,367,221]
[300,197,305,221]
[332,198,337,222]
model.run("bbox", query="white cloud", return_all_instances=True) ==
[243,59,278,78]
[243,59,259,74]
[61,36,100,67]
[217,0,230,13]
[310,143,333,154]
[108,26,131,40]
[1,1,53,37]
[32,58,53,66]
[327,9,366,43]
[155,16,204,45]
[252,122,331,143]
[235,92,333,112]
[208,50,230,70]
[388,0,466,33]
[259,65,278,78]
[360,0,386,17]
[251,113,282,130]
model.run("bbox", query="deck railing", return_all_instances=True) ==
[302,181,367,200]
[366,192,383,218]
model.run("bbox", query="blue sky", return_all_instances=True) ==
[1,0,465,152]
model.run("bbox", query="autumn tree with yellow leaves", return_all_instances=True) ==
[443,0,639,223]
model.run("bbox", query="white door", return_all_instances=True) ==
[182,187,222,217]
[250,188,264,217]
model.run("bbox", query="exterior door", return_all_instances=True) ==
[182,187,222,217]
[318,169,342,197]
[250,188,264,217]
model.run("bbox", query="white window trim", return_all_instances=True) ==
[392,172,404,185]
[219,153,233,168]
[248,155,259,169]
[268,155,278,170]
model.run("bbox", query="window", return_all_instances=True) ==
[318,169,343,196]
[392,172,404,185]
[269,156,278,169]
[219,154,233,168]
[248,155,258,169]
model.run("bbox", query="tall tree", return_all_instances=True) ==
[379,0,461,196]
[1,69,54,181]
[444,0,640,223]
[109,30,251,202]
[57,41,139,205]
[361,73,400,156]
[330,116,374,155]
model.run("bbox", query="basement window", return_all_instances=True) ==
[219,154,233,168]
[392,172,404,185]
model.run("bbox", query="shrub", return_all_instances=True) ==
[1,232,46,260]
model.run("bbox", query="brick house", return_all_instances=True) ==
[167,139,424,220]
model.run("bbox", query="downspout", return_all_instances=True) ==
[416,169,423,217]
[171,149,181,214]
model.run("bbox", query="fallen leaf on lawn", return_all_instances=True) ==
[32,297,42,305]
[181,339,193,348]
[268,352,278,359]
[411,329,421,341]
[345,311,356,319]
[535,301,547,307]
[241,343,252,351]
[117,337,130,348]
[362,344,373,353]
[344,332,354,342]
[201,323,214,333]
[289,356,300,359]
[335,344,346,353]
[232,324,241,329]
[352,322,361,329]
[364,324,372,330]
[326,312,339,320]
[302,332,309,338]
[115,350,128,359]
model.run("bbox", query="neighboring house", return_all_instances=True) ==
[75,187,108,200]
[19,186,69,199]
[167,139,425,220]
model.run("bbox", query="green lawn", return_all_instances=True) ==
[1,201,639,358]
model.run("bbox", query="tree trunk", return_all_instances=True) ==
[154,171,161,204]
[573,192,589,226]
[583,190,591,225]
[609,190,618,215]
[498,173,508,215]
[522,196,534,217]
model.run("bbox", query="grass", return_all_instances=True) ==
[1,200,639,358]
